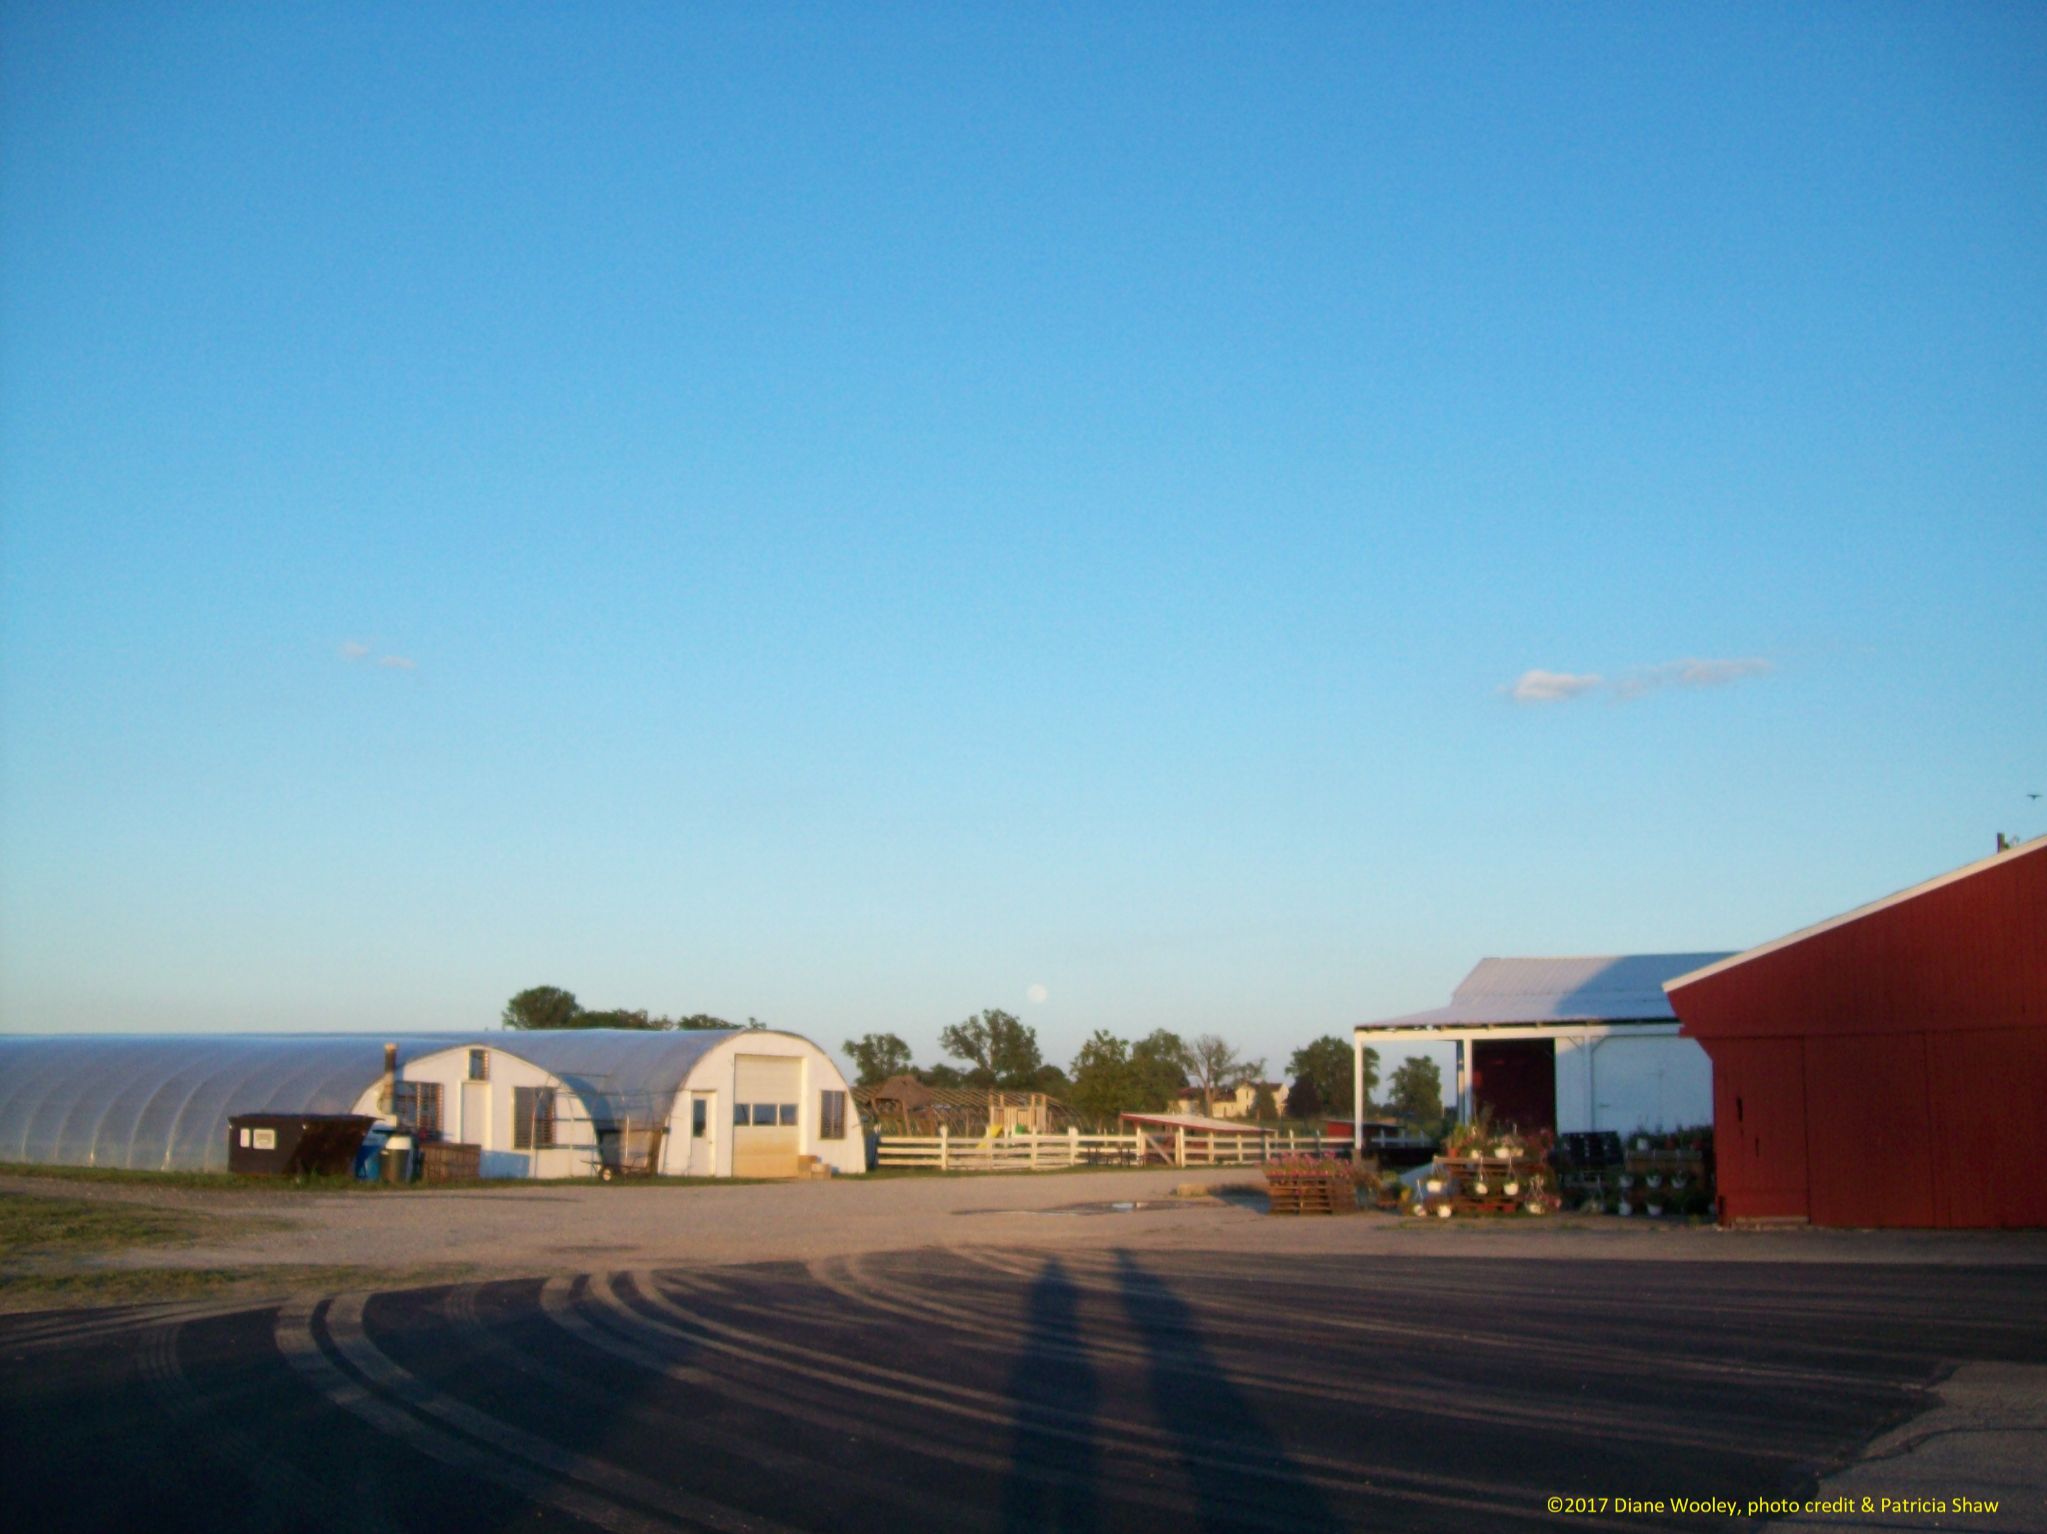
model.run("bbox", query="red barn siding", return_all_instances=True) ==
[1802,1034,1934,1228]
[1927,1028,2047,1229]
[1671,841,2047,1229]
[1710,1038,1810,1222]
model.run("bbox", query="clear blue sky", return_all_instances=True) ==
[3,3,2042,1085]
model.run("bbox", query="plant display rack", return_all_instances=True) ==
[1612,1133,1710,1218]
[1412,1141,1558,1218]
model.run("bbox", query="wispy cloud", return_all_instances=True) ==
[1509,669,1605,704]
[1508,657,1773,705]
[339,640,417,672]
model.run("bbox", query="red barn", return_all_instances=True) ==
[1665,838,2047,1228]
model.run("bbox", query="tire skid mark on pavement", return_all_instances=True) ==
[136,1310,400,1534]
[273,1292,696,1534]
[782,1248,1797,1462]
[1,1297,268,1354]
[613,1267,1621,1531]
[441,1279,1004,1528]
[326,1291,798,1534]
[948,1246,1910,1398]
[532,1273,1197,1525]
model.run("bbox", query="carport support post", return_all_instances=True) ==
[1352,1031,1366,1157]
[1455,1039,1469,1125]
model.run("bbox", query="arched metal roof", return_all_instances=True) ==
[0,1027,824,1172]
[0,1035,463,1172]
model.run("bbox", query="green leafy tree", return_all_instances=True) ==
[502,986,581,1030]
[1287,1035,1376,1118]
[669,1013,737,1031]
[1127,1030,1194,1112]
[919,1062,967,1088]
[578,1008,671,1030]
[1387,1056,1443,1127]
[1067,1031,1134,1125]
[1249,1082,1280,1121]
[939,1009,1044,1090]
[1187,1034,1262,1115]
[1287,1073,1324,1123]
[842,1032,915,1087]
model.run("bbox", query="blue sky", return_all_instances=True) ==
[2,3,2042,1084]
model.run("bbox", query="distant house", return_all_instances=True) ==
[1172,1081,1290,1120]
[1352,954,1734,1144]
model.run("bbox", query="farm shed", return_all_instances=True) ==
[1350,954,1734,1153]
[0,1028,862,1179]
[1666,838,2047,1228]
[390,1024,863,1179]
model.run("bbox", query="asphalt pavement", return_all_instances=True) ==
[6,1247,2046,1533]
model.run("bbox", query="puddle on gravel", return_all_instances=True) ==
[955,1198,1238,1218]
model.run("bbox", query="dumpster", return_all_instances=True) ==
[227,1114,376,1177]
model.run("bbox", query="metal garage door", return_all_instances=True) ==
[732,1055,802,1178]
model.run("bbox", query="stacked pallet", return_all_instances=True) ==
[1263,1156,1357,1216]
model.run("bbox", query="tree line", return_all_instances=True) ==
[502,987,1447,1129]
[844,1010,1446,1129]
[501,985,765,1033]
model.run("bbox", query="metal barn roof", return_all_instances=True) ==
[1358,954,1736,1032]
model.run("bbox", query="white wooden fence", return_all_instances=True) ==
[873,1127,1350,1172]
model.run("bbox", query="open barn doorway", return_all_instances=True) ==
[1471,1039,1556,1137]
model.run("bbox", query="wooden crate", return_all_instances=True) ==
[419,1141,481,1183]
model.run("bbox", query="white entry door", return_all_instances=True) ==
[686,1092,716,1177]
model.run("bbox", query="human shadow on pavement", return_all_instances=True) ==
[1000,1256,1099,1534]
[1112,1249,1343,1534]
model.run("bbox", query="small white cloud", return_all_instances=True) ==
[1026,983,1049,1005]
[1675,657,1772,688]
[1613,656,1774,699]
[376,654,416,671]
[338,641,371,661]
[1511,656,1775,704]
[1509,669,1605,704]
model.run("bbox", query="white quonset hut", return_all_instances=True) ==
[0,1028,862,1179]
[1352,955,1734,1148]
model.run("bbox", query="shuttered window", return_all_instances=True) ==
[820,1090,847,1141]
[514,1086,556,1149]
[396,1082,442,1135]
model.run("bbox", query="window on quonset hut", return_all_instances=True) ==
[396,1082,442,1136]
[513,1087,556,1149]
[819,1090,847,1140]
[468,1049,489,1081]
[692,1098,707,1139]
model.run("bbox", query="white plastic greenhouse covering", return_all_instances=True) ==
[0,1035,465,1173]
[0,1028,757,1173]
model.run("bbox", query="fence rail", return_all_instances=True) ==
[872,1128,1350,1172]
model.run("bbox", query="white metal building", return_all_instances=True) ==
[0,1028,862,1179]
[1351,954,1734,1148]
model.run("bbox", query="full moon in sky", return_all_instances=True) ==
[1026,983,1049,1005]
